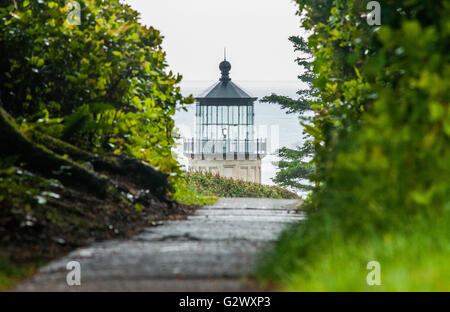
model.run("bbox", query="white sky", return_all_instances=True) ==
[124,0,302,81]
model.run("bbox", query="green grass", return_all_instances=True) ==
[0,256,40,291]
[172,177,218,206]
[257,213,450,291]
[186,172,299,199]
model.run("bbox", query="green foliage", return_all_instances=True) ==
[0,256,38,291]
[258,0,450,290]
[0,0,193,173]
[0,157,46,209]
[186,172,299,199]
[171,178,218,206]
[0,158,60,291]
[261,34,315,192]
[272,143,314,191]
[300,0,450,233]
[258,216,450,291]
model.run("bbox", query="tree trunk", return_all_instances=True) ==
[0,107,109,197]
[26,130,170,198]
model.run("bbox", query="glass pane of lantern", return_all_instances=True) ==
[213,125,218,140]
[211,106,217,124]
[239,125,246,140]
[230,125,238,141]
[202,124,207,139]
[229,106,234,124]
[208,106,213,124]
[202,106,207,125]
[248,105,253,125]
[228,106,233,125]
[223,105,228,124]
[233,106,239,125]
[203,106,206,124]
[248,125,254,140]
[240,106,246,124]
[218,106,223,124]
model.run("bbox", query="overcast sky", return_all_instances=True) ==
[124,0,302,81]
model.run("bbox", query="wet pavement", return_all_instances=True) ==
[17,198,303,291]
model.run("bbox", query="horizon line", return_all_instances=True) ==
[181,79,300,83]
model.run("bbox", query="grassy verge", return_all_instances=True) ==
[257,207,450,291]
[186,172,299,199]
[0,256,46,291]
[172,177,218,206]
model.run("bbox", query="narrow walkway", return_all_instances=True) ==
[18,198,303,291]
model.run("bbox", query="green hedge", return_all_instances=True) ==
[186,172,299,199]
[258,0,450,291]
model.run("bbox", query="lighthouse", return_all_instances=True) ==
[183,58,266,183]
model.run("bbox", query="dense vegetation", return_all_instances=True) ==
[258,0,450,290]
[186,172,299,200]
[0,0,202,289]
[0,0,192,170]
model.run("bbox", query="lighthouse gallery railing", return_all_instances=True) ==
[183,139,267,159]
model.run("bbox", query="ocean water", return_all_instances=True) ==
[173,80,304,186]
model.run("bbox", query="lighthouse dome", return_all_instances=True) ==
[219,60,231,72]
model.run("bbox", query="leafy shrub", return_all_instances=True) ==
[171,177,218,206]
[186,172,299,199]
[299,0,450,236]
[0,0,193,173]
[258,0,450,290]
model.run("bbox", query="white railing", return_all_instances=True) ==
[183,139,267,159]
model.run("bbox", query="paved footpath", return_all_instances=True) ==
[17,198,303,291]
